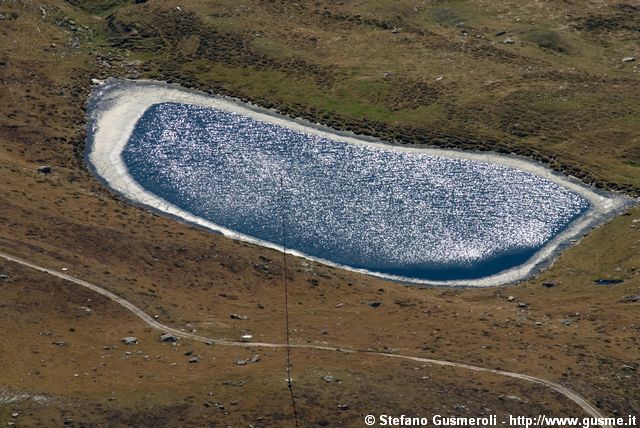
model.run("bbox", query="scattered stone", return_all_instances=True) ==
[337,404,349,410]
[249,355,260,363]
[240,334,253,342]
[0,274,9,280]
[80,306,92,314]
[91,78,106,85]
[321,375,341,384]
[542,282,556,288]
[620,295,640,303]
[621,364,637,371]
[495,30,507,36]
[37,165,52,174]
[560,319,573,326]
[367,301,382,308]
[53,340,67,347]
[335,302,344,308]
[160,333,177,342]
[184,351,193,356]
[124,351,132,356]
[235,359,247,366]
[121,337,138,345]
[507,296,515,302]
[222,380,246,387]
[535,321,543,326]
[622,57,636,63]
[503,37,515,44]
[189,356,200,363]
[391,27,401,34]
[11,412,19,418]
[517,302,529,309]
[230,314,249,320]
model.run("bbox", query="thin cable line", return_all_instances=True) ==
[280,177,300,428]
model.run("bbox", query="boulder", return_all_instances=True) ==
[230,314,249,320]
[620,295,640,303]
[121,336,138,345]
[160,333,177,342]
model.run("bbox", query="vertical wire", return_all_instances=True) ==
[280,176,300,427]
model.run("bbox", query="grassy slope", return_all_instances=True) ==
[0,0,638,426]
[98,0,640,193]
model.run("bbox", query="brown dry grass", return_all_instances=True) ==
[0,0,639,426]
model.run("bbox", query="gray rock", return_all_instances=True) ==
[560,319,573,326]
[517,302,529,309]
[222,380,246,386]
[542,282,556,288]
[321,375,341,383]
[622,57,636,63]
[230,314,249,320]
[235,359,247,366]
[503,37,515,44]
[160,333,177,342]
[53,340,66,347]
[121,336,138,345]
[620,294,640,303]
[367,301,382,308]
[37,165,52,174]
[189,356,200,363]
[249,355,260,363]
[0,274,9,280]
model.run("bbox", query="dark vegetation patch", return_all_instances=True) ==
[523,30,569,53]
[354,78,443,111]
[65,0,130,15]
[431,7,465,27]
[574,3,640,33]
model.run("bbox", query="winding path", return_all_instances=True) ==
[0,250,611,426]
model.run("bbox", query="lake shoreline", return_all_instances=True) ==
[85,79,636,288]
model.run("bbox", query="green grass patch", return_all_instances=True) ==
[65,0,130,15]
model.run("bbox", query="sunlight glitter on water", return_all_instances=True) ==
[122,102,589,281]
